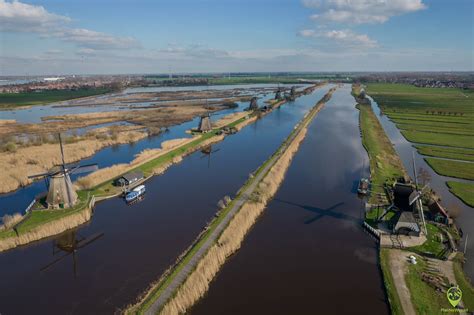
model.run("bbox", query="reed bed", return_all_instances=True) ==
[160,113,311,315]
[0,207,91,252]
[1,129,147,194]
[76,138,193,189]
[212,111,249,129]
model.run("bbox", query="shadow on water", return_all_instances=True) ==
[273,199,361,225]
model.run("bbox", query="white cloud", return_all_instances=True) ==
[0,0,70,32]
[55,28,140,50]
[0,0,140,50]
[303,0,426,24]
[299,28,378,48]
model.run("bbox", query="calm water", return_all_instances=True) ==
[368,96,474,281]
[0,84,303,123]
[190,85,389,315]
[0,86,278,215]
[0,86,333,314]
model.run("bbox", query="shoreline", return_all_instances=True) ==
[0,84,324,253]
[127,87,337,314]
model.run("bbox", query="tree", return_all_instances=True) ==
[417,167,431,186]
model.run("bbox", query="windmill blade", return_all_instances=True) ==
[58,133,67,171]
[28,171,52,179]
[40,252,72,272]
[70,164,99,175]
[76,232,104,249]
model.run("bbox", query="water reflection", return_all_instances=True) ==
[41,230,104,278]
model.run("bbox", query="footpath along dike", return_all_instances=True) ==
[0,84,324,254]
[127,86,338,315]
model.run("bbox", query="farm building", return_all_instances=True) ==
[114,171,144,187]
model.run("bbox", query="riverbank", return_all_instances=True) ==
[126,87,337,314]
[355,85,473,314]
[0,84,323,253]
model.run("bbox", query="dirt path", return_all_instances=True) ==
[388,249,417,315]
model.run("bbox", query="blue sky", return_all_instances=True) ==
[0,0,472,75]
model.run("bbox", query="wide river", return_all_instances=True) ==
[0,85,365,314]
[190,85,389,315]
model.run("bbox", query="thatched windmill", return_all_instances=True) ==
[248,97,259,111]
[28,134,98,209]
[197,113,212,133]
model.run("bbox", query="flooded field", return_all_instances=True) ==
[1,84,302,123]
[0,84,299,215]
[0,85,332,314]
[190,85,389,315]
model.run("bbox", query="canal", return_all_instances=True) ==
[0,84,302,216]
[368,96,474,281]
[190,85,389,315]
[0,85,332,314]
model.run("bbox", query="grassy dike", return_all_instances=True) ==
[0,85,323,252]
[126,87,337,315]
[353,85,405,314]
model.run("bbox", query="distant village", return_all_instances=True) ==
[357,72,474,89]
[1,72,473,93]
[0,76,129,93]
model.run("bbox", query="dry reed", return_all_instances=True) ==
[0,207,92,252]
[160,117,311,315]
[1,129,147,194]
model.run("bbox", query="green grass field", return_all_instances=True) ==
[405,256,451,315]
[453,253,474,311]
[425,158,474,181]
[0,88,111,109]
[409,224,448,259]
[446,181,474,207]
[416,146,474,162]
[367,83,474,204]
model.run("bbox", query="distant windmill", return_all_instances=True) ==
[200,145,220,168]
[248,97,259,111]
[197,113,213,133]
[40,230,104,277]
[28,133,98,209]
[409,152,428,235]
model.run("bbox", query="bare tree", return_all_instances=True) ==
[417,167,431,186]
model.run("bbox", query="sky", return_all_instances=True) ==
[0,0,473,75]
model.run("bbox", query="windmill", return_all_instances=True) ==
[200,145,220,168]
[275,84,282,100]
[28,133,98,209]
[248,97,259,111]
[197,113,213,133]
[40,230,104,277]
[409,152,428,235]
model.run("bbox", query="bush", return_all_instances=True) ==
[3,142,17,153]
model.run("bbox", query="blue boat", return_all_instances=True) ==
[125,185,146,203]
